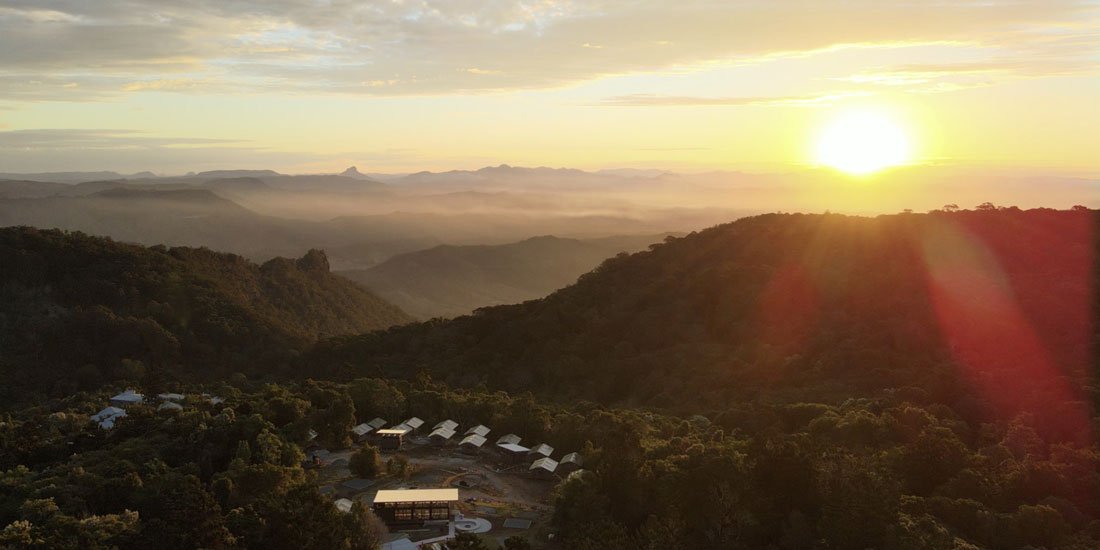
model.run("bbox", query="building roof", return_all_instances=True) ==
[528,443,554,457]
[352,423,373,436]
[561,452,583,466]
[381,538,418,550]
[90,406,126,422]
[91,406,127,429]
[157,401,183,411]
[373,489,459,504]
[402,417,424,429]
[110,389,144,403]
[460,434,487,447]
[157,392,185,401]
[429,427,456,439]
[498,443,530,454]
[496,433,521,446]
[334,498,354,513]
[433,419,458,432]
[464,425,490,437]
[367,417,387,429]
[530,457,559,473]
[377,427,409,436]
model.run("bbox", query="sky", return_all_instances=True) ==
[0,0,1098,175]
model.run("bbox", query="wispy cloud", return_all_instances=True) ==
[0,128,242,149]
[0,1,1094,101]
[596,91,869,107]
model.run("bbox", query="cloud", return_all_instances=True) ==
[0,127,427,173]
[0,128,241,149]
[0,1,1095,100]
[596,91,869,107]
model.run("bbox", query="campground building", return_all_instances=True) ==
[352,423,374,443]
[371,489,459,528]
[109,389,144,408]
[400,417,425,433]
[464,425,490,437]
[527,443,554,459]
[459,434,487,454]
[429,426,456,446]
[559,452,584,475]
[377,427,410,451]
[529,457,559,479]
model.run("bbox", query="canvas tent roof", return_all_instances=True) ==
[334,498,353,513]
[110,389,144,404]
[157,393,184,401]
[498,443,529,454]
[530,457,559,473]
[528,443,554,457]
[433,419,458,432]
[496,434,521,446]
[561,452,583,466]
[367,417,387,429]
[373,489,459,504]
[464,424,490,436]
[90,406,126,422]
[352,423,373,436]
[430,427,456,440]
[402,417,424,429]
[460,434,487,447]
[157,401,183,411]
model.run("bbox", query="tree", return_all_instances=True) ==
[502,535,532,550]
[349,445,381,479]
[447,532,491,549]
[386,456,411,478]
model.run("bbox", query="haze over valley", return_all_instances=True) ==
[2,1,1099,549]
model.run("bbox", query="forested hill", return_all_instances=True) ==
[309,208,1097,427]
[0,227,412,401]
[339,233,676,319]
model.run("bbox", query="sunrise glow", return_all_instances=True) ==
[814,110,913,175]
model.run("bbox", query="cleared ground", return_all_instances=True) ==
[315,435,560,547]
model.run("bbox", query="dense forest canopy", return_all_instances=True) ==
[309,209,1098,442]
[0,227,412,405]
[2,208,1099,549]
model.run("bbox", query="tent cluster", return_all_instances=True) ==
[89,389,222,430]
[341,415,584,478]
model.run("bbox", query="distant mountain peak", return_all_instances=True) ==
[340,166,365,178]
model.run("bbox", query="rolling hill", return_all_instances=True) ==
[0,227,412,401]
[308,208,1097,435]
[339,233,677,319]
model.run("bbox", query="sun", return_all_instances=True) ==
[814,109,912,175]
